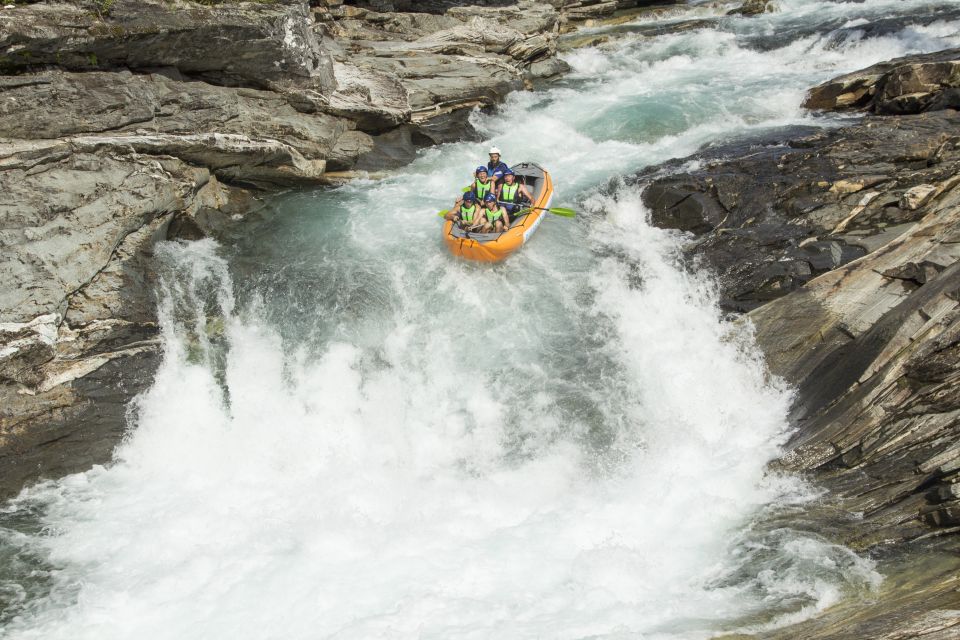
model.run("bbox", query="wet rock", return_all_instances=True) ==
[637,104,960,553]
[882,260,946,287]
[0,349,160,501]
[727,0,775,16]
[527,57,571,79]
[0,141,248,500]
[755,203,960,547]
[644,184,726,233]
[749,543,960,640]
[353,125,419,170]
[0,0,578,500]
[900,184,938,211]
[639,111,960,312]
[804,48,960,114]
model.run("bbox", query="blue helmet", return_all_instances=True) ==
[475,165,488,175]
[463,191,476,202]
[503,168,514,176]
[483,193,496,202]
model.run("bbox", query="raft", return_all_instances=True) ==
[442,162,554,262]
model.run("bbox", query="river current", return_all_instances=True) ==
[2,1,959,638]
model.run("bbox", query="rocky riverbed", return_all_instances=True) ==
[1,0,959,637]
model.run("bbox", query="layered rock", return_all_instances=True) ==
[0,0,572,496]
[639,50,960,638]
[316,0,567,164]
[640,109,960,312]
[642,109,960,545]
[757,182,960,546]
[804,48,960,114]
[0,143,216,495]
[0,0,336,97]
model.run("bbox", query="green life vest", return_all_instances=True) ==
[460,203,477,222]
[486,205,505,222]
[501,182,519,202]
[475,179,491,200]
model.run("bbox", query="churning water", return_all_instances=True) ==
[2,1,958,638]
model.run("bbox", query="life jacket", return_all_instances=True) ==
[460,203,478,222]
[474,179,492,200]
[486,205,505,222]
[500,182,519,203]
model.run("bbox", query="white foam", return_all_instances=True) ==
[6,0,955,636]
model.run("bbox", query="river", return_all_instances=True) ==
[2,1,959,638]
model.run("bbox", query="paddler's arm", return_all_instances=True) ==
[470,212,486,231]
[445,201,462,222]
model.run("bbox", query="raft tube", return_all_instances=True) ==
[442,162,553,262]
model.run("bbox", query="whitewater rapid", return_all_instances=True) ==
[2,0,959,637]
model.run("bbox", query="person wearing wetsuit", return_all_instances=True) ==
[495,169,533,215]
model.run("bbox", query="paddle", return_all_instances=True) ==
[438,205,576,218]
[514,206,576,218]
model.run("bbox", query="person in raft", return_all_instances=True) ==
[481,193,510,232]
[446,191,485,230]
[495,168,533,215]
[470,167,494,202]
[486,146,509,189]
[459,165,494,204]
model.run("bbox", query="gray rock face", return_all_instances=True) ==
[0,69,349,153]
[747,171,960,640]
[637,56,960,636]
[0,141,205,325]
[0,0,575,497]
[320,0,566,149]
[641,110,960,312]
[638,64,960,584]
[0,145,204,496]
[0,0,336,97]
[804,48,960,114]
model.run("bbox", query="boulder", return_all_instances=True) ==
[804,48,960,114]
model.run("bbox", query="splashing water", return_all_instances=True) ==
[3,0,956,637]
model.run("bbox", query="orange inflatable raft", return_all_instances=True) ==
[442,162,553,262]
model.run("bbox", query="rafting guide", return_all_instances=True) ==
[436,146,576,262]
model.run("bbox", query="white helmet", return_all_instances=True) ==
[489,146,502,155]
